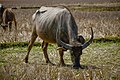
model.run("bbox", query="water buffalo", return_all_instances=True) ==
[1,8,17,31]
[25,6,93,68]
[0,4,5,25]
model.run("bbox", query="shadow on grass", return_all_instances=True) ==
[81,65,100,69]
[37,62,99,70]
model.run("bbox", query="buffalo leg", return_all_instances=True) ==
[2,26,7,32]
[14,18,17,41]
[42,41,53,64]
[14,16,17,31]
[8,22,12,32]
[25,31,37,63]
[58,50,65,66]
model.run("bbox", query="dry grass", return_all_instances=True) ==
[0,42,120,80]
[0,8,120,42]
[0,1,120,80]
[0,2,120,42]
[73,11,120,38]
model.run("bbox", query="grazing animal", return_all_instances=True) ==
[25,6,93,68]
[1,8,17,31]
[0,4,5,25]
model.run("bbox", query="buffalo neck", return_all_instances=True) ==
[67,14,79,45]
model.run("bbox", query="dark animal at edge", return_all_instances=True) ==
[25,6,93,69]
[0,4,17,31]
[0,4,4,25]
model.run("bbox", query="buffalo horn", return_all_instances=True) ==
[82,27,93,49]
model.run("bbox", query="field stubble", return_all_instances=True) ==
[0,42,120,80]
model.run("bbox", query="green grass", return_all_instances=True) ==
[70,6,120,11]
[0,42,41,49]
[0,37,120,49]
[69,3,120,11]
[0,42,120,80]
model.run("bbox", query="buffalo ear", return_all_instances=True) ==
[77,35,85,44]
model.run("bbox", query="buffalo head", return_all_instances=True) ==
[57,27,93,68]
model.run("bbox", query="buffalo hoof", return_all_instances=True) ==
[46,61,55,66]
[79,65,84,69]
[73,66,79,69]
[73,64,83,69]
[25,57,28,63]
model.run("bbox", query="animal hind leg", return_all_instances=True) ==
[42,41,54,65]
[8,22,12,32]
[13,18,17,41]
[14,16,17,31]
[25,31,37,63]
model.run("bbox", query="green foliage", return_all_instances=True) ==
[93,37,120,43]
[0,42,41,49]
[0,37,120,49]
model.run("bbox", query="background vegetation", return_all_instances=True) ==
[0,3,120,42]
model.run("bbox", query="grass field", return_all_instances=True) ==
[0,42,120,80]
[0,1,120,80]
